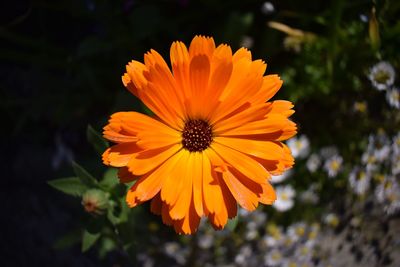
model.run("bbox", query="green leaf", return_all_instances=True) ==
[53,229,81,250]
[87,125,109,155]
[82,230,101,252]
[72,161,98,187]
[48,177,88,197]
[100,168,119,190]
[226,216,239,231]
[98,237,117,259]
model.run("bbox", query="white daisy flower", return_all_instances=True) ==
[375,176,400,215]
[361,150,379,172]
[319,146,339,159]
[273,185,296,211]
[368,61,395,91]
[391,153,400,175]
[261,1,275,15]
[306,153,321,173]
[348,166,371,196]
[392,132,400,155]
[386,87,400,109]
[264,249,283,266]
[294,244,313,262]
[271,169,293,184]
[367,133,391,162]
[323,154,343,178]
[287,222,307,243]
[263,225,285,248]
[300,184,319,204]
[323,213,339,227]
[287,135,310,159]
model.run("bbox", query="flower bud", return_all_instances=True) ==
[82,189,109,215]
[369,7,380,50]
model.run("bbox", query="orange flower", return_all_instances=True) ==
[102,36,296,234]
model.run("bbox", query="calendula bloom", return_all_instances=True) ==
[102,36,296,234]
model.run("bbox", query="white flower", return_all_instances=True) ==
[273,185,296,211]
[323,154,343,178]
[264,249,283,266]
[306,153,321,173]
[287,222,307,243]
[367,133,391,162]
[287,135,310,159]
[386,87,400,109]
[294,244,313,262]
[368,61,395,91]
[391,153,400,175]
[375,176,400,215]
[240,35,254,49]
[271,169,293,184]
[198,233,214,249]
[323,213,339,227]
[361,150,379,172]
[235,245,252,265]
[262,225,285,248]
[261,2,275,15]
[348,166,371,196]
[300,184,319,204]
[392,132,400,155]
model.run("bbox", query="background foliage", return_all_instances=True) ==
[2,0,400,266]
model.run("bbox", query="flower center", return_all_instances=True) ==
[182,119,213,152]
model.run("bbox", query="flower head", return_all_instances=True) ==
[386,87,400,109]
[368,61,395,91]
[82,189,109,215]
[273,185,296,212]
[287,135,310,159]
[102,36,296,234]
[348,166,371,196]
[323,154,343,178]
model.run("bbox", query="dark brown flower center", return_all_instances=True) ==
[182,119,213,152]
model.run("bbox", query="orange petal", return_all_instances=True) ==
[250,74,283,103]
[211,142,270,184]
[232,47,252,62]
[117,167,139,183]
[192,152,204,216]
[161,149,190,206]
[102,143,140,167]
[202,150,224,214]
[188,54,210,117]
[258,182,276,205]
[214,137,284,161]
[189,35,215,59]
[150,193,162,215]
[169,153,194,219]
[126,150,184,206]
[170,41,190,106]
[221,169,259,211]
[128,143,182,176]
[173,198,201,234]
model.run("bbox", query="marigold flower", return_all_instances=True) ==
[102,35,296,234]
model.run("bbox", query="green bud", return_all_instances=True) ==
[82,189,109,215]
[369,7,380,50]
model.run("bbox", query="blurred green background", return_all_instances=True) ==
[2,0,400,266]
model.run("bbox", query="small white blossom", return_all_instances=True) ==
[271,169,293,184]
[198,233,214,249]
[392,132,400,155]
[265,249,283,266]
[306,153,321,173]
[287,222,307,243]
[287,135,310,159]
[386,87,400,109]
[368,61,395,91]
[348,166,371,196]
[300,184,319,204]
[361,150,379,172]
[391,153,400,175]
[261,2,275,15]
[323,154,343,178]
[367,133,391,162]
[273,185,296,211]
[375,176,400,214]
[294,244,313,262]
[323,213,339,227]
